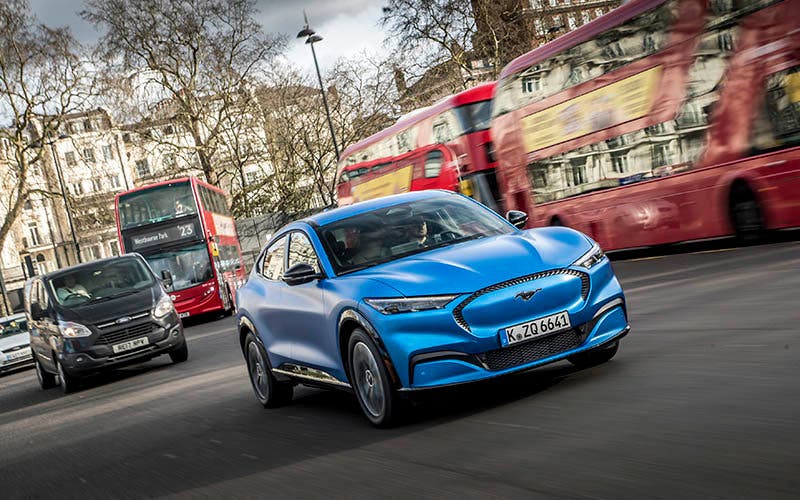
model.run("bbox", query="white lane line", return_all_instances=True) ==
[724,344,768,348]
[185,327,235,342]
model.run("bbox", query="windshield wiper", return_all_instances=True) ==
[88,289,140,304]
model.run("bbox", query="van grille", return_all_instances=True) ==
[96,322,155,346]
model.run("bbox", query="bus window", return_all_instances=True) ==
[424,150,444,178]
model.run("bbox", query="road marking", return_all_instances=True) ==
[724,344,768,348]
[186,327,235,342]
[210,439,222,445]
[241,453,259,460]
[164,453,178,459]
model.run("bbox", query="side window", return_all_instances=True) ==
[424,150,444,178]
[287,232,320,274]
[38,281,49,309]
[750,67,800,154]
[259,236,286,281]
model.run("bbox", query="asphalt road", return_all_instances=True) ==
[1,240,799,499]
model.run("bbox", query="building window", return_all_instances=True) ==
[24,200,33,211]
[109,175,121,189]
[135,159,150,177]
[568,14,578,30]
[28,222,41,246]
[65,151,77,166]
[122,133,131,143]
[582,11,591,24]
[83,119,93,132]
[163,125,174,135]
[83,148,95,163]
[109,240,120,256]
[652,144,671,167]
[102,144,114,160]
[91,178,102,192]
[70,182,84,195]
[164,153,176,168]
[611,152,628,173]
[88,245,102,260]
[522,75,542,93]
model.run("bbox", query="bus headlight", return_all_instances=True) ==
[153,295,176,319]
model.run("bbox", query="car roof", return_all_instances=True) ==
[35,254,144,281]
[302,190,458,227]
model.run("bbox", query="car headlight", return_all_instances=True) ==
[364,295,459,315]
[573,244,606,269]
[153,295,176,319]
[58,321,93,338]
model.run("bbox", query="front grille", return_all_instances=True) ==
[96,322,156,346]
[478,329,584,371]
[452,269,590,332]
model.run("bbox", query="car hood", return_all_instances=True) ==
[57,287,158,326]
[354,227,592,297]
[0,333,30,351]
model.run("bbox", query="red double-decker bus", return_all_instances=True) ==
[337,145,467,206]
[114,178,245,318]
[338,81,501,209]
[492,0,800,250]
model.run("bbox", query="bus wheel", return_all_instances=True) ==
[730,182,764,243]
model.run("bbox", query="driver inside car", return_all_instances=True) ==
[56,275,91,301]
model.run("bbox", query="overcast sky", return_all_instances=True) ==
[27,0,387,74]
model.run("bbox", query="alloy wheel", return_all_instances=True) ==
[247,342,269,402]
[352,341,385,418]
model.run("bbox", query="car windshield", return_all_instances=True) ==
[118,181,197,229]
[0,317,28,338]
[144,243,213,292]
[48,257,156,307]
[319,195,515,275]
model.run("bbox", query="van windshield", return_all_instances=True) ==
[49,257,156,307]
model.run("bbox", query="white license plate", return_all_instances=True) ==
[503,311,571,346]
[112,336,150,354]
[179,312,190,319]
[6,347,31,360]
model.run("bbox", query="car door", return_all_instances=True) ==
[27,279,56,371]
[282,230,337,374]
[248,234,293,366]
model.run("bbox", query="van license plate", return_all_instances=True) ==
[112,337,149,354]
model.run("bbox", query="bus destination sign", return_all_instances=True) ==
[128,221,201,251]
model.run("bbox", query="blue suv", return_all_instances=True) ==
[236,191,628,426]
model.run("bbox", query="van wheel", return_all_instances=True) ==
[56,358,80,394]
[244,332,293,408]
[35,356,58,390]
[730,183,764,242]
[169,341,189,363]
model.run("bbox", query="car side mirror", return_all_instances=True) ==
[160,269,173,288]
[30,302,46,321]
[506,210,529,229]
[283,263,322,286]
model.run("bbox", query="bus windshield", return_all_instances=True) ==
[456,100,492,134]
[144,243,213,292]
[118,181,197,229]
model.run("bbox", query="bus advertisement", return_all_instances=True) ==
[115,178,245,318]
[337,82,501,209]
[491,0,800,251]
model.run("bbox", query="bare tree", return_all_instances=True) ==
[82,0,285,185]
[0,0,91,280]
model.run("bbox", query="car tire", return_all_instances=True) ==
[169,341,189,363]
[56,358,80,394]
[34,356,58,390]
[568,341,619,368]
[348,329,399,428]
[244,332,293,408]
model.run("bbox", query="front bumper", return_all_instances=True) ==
[59,322,185,374]
[364,259,628,390]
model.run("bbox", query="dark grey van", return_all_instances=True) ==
[24,254,187,393]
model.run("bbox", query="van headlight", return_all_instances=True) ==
[58,321,93,338]
[364,295,459,315]
[153,295,176,319]
[573,244,606,269]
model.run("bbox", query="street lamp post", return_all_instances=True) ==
[49,140,83,263]
[297,13,341,162]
